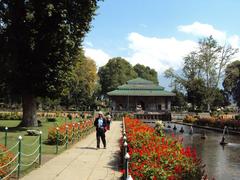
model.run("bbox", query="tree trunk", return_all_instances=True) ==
[20,94,38,127]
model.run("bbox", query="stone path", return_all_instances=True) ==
[22,121,122,180]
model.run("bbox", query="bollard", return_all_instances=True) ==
[72,124,75,144]
[124,153,130,180]
[18,136,22,179]
[127,175,133,180]
[65,125,68,149]
[4,127,8,147]
[56,127,59,154]
[123,135,127,142]
[124,141,128,155]
[123,141,128,174]
[39,131,42,165]
[77,123,80,141]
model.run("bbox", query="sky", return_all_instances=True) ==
[83,0,240,89]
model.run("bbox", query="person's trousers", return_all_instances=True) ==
[96,129,106,148]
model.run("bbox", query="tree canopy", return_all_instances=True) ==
[0,0,100,126]
[164,36,238,111]
[98,57,160,95]
[223,60,240,107]
[133,64,158,84]
[63,51,99,109]
[98,57,137,95]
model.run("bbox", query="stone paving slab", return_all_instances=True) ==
[21,121,122,180]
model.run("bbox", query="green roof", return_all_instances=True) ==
[127,78,153,84]
[107,78,175,97]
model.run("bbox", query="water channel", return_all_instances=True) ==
[149,122,240,180]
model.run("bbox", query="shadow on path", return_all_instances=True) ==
[75,146,97,150]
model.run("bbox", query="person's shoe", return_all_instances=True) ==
[104,146,106,149]
[97,146,100,149]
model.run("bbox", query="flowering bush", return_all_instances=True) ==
[155,120,164,137]
[190,115,240,130]
[124,117,205,180]
[47,119,94,145]
[0,144,15,178]
[183,115,197,123]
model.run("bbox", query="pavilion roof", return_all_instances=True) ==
[107,78,175,97]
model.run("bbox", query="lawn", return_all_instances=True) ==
[0,117,93,177]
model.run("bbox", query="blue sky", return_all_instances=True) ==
[83,0,240,89]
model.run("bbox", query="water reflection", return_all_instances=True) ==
[151,122,240,180]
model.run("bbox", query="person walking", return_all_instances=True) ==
[106,114,112,130]
[94,111,107,149]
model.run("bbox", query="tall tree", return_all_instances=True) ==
[68,53,98,109]
[98,57,137,95]
[164,36,238,111]
[171,89,187,111]
[0,0,100,126]
[223,60,240,107]
[133,64,158,84]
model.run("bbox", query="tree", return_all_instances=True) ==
[171,89,187,111]
[212,89,230,109]
[133,64,158,84]
[98,57,137,95]
[164,36,238,111]
[0,0,100,126]
[223,60,240,107]
[67,52,98,109]
[198,36,238,110]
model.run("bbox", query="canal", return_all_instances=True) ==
[148,122,240,180]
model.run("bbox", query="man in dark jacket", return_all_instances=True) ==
[94,111,107,149]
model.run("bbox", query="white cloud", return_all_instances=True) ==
[126,32,198,73]
[228,35,240,48]
[178,22,240,61]
[178,22,227,42]
[83,22,240,76]
[84,48,111,68]
[178,22,240,49]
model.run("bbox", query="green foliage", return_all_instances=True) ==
[98,57,137,95]
[133,64,158,84]
[164,36,238,111]
[0,0,100,126]
[223,60,240,107]
[171,89,187,111]
[0,112,22,120]
[98,57,160,95]
[47,118,57,122]
[61,50,99,109]
[235,114,240,120]
[1,0,100,97]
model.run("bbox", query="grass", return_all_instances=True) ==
[0,117,93,177]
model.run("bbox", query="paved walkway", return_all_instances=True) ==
[22,121,122,180]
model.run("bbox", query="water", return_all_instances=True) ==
[151,122,240,180]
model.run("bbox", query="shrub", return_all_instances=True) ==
[235,114,240,120]
[47,118,57,122]
[0,112,22,120]
[183,115,197,123]
[67,113,72,120]
[47,119,94,145]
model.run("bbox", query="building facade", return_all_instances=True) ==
[107,78,175,120]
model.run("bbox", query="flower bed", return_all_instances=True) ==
[47,119,94,145]
[124,117,205,180]
[183,115,240,130]
[0,144,15,178]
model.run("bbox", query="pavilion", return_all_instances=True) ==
[107,78,175,120]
